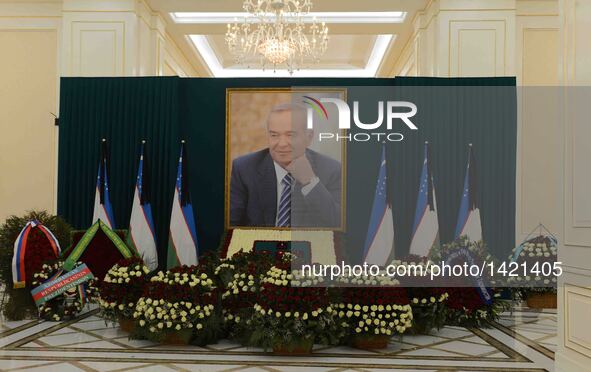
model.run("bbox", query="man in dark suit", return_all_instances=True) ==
[230,103,341,228]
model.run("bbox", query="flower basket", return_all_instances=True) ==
[215,250,274,341]
[248,253,344,350]
[272,337,314,356]
[161,329,193,345]
[334,275,412,346]
[133,266,219,345]
[507,233,558,296]
[0,211,71,321]
[526,292,557,309]
[394,256,450,335]
[99,258,149,326]
[31,261,98,321]
[118,316,135,333]
[350,333,390,350]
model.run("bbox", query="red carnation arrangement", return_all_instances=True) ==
[342,286,409,307]
[445,286,488,314]
[215,250,274,339]
[257,254,329,314]
[23,227,60,286]
[428,237,510,327]
[68,229,129,281]
[99,257,150,324]
[148,265,216,304]
[248,253,343,353]
[132,265,221,345]
[444,284,507,327]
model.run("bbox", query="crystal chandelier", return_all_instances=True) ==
[225,0,329,73]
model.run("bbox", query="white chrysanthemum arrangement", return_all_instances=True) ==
[99,257,149,322]
[387,256,450,334]
[508,235,558,292]
[335,274,413,338]
[132,266,216,341]
[335,302,413,336]
[248,258,344,350]
[214,250,275,331]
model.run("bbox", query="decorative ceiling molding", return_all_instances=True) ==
[144,0,430,77]
[188,34,394,77]
[171,11,406,24]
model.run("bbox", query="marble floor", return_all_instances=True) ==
[0,307,556,372]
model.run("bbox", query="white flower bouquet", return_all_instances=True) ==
[132,265,219,344]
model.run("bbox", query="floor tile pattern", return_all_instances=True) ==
[0,306,556,371]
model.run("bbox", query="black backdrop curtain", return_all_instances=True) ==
[389,77,516,259]
[340,78,516,260]
[58,76,515,268]
[58,77,180,258]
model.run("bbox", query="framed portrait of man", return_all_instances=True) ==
[225,87,347,230]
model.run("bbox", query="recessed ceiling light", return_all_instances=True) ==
[172,12,406,24]
[188,34,394,78]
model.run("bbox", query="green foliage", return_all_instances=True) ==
[190,312,225,346]
[516,287,557,300]
[247,311,345,351]
[214,249,275,342]
[0,210,72,320]
[446,298,512,328]
[430,236,499,265]
[1,290,37,321]
[409,301,448,335]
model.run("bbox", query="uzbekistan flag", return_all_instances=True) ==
[167,142,198,268]
[12,220,61,288]
[362,145,395,266]
[455,144,482,241]
[409,142,440,257]
[128,141,158,271]
[92,139,115,229]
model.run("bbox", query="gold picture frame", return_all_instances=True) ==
[225,87,347,231]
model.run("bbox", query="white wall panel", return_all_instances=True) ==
[61,4,138,76]
[557,0,591,369]
[565,284,591,355]
[450,21,506,77]
[515,12,560,244]
[74,24,123,76]
[0,27,59,222]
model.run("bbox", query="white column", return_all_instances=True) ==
[556,0,591,370]
[514,0,561,245]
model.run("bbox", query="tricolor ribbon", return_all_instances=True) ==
[78,283,87,307]
[11,221,61,288]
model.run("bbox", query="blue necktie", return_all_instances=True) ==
[277,173,294,227]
